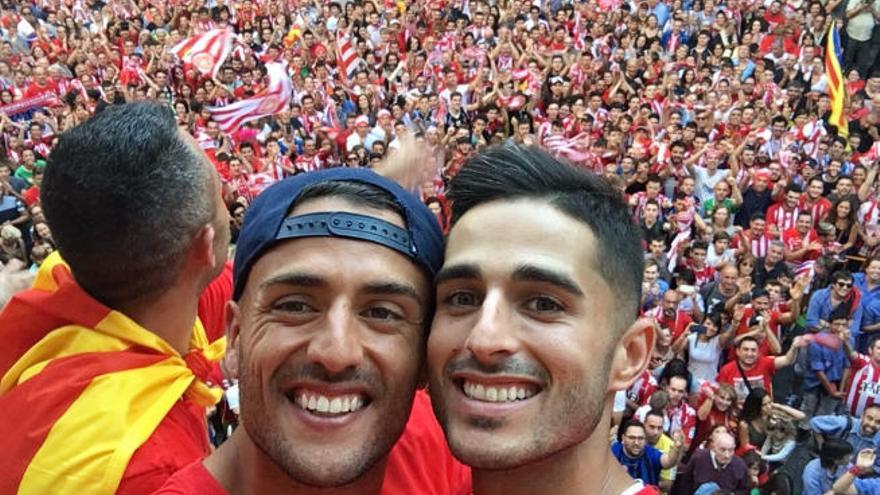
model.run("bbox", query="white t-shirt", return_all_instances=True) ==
[687,334,724,392]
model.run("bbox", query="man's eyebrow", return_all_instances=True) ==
[511,264,584,297]
[259,272,327,290]
[362,281,423,305]
[434,263,482,286]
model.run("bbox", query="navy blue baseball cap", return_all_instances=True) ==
[232,168,445,300]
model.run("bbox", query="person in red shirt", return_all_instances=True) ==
[23,66,59,99]
[765,184,802,239]
[663,374,698,447]
[694,383,738,451]
[783,210,822,262]
[800,177,832,228]
[156,158,469,494]
[717,335,807,403]
[655,289,694,341]
[727,283,805,361]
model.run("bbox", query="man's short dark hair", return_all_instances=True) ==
[830,270,853,284]
[448,145,644,330]
[819,438,853,469]
[42,102,213,306]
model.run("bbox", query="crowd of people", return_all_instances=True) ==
[0,0,880,493]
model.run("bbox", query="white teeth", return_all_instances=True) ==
[486,387,498,401]
[462,381,537,403]
[474,384,485,400]
[293,392,367,415]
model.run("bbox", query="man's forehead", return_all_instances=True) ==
[444,198,598,283]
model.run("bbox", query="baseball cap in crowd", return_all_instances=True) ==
[232,168,445,300]
[355,115,370,127]
[377,109,392,119]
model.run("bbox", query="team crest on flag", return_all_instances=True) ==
[169,28,235,78]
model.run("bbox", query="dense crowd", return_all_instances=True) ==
[1,0,880,493]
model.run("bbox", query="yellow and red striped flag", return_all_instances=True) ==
[825,23,849,138]
[0,252,224,494]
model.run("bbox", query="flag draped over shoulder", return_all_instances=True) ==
[825,24,848,137]
[168,28,235,78]
[0,252,224,495]
[207,62,292,132]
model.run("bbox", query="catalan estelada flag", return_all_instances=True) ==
[0,252,224,494]
[825,23,849,138]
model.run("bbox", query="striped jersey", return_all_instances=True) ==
[846,354,880,417]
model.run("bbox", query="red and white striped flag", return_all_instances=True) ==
[337,32,362,80]
[207,63,292,132]
[168,28,235,78]
[543,132,592,163]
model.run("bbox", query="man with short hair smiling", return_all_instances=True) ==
[717,334,806,403]
[156,167,469,494]
[428,145,659,495]
[805,270,863,348]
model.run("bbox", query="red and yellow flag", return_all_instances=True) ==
[825,23,849,138]
[0,253,224,494]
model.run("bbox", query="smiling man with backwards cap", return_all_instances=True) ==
[428,144,659,495]
[155,166,469,494]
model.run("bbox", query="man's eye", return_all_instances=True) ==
[363,307,403,321]
[273,300,315,313]
[524,296,564,313]
[444,292,480,307]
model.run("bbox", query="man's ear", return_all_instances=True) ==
[223,300,242,380]
[607,317,656,393]
[191,224,218,271]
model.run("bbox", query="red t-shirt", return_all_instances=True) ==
[716,356,776,402]
[23,81,59,99]
[118,400,212,495]
[782,227,820,262]
[153,390,471,495]
[656,310,693,342]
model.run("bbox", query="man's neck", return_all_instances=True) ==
[207,429,387,495]
[472,422,636,495]
[117,284,199,355]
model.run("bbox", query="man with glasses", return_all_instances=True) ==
[611,418,683,488]
[806,271,864,349]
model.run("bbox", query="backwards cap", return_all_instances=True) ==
[232,168,444,300]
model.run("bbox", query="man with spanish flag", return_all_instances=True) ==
[0,103,231,494]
